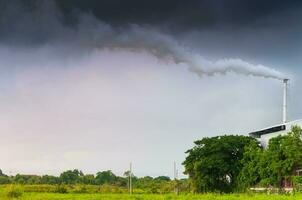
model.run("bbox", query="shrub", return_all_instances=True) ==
[6,186,23,198]
[293,176,302,192]
[98,184,127,193]
[22,184,56,193]
[0,176,11,184]
[72,185,89,193]
[54,185,68,193]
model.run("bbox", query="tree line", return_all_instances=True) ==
[183,126,302,193]
[0,169,173,185]
[0,169,189,193]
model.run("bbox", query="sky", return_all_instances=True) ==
[0,0,302,178]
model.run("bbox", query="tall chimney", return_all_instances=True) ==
[283,79,289,123]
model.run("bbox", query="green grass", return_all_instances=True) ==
[0,185,301,200]
[0,193,301,200]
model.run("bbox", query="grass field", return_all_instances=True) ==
[0,185,301,200]
[0,193,301,200]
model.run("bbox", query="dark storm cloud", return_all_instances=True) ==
[0,0,302,44]
[0,0,296,78]
[0,0,300,46]
[0,0,287,80]
[1,0,302,34]
[55,0,302,29]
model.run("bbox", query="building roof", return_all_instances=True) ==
[249,125,286,138]
[248,119,302,138]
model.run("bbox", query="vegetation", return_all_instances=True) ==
[0,185,302,200]
[239,126,302,189]
[183,135,256,193]
[0,169,185,194]
[5,185,23,198]
[183,126,302,193]
[1,126,302,196]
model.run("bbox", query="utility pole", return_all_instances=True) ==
[174,161,179,195]
[129,162,132,195]
[174,161,177,180]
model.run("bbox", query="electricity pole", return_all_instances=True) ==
[174,161,177,180]
[174,161,179,195]
[129,162,132,195]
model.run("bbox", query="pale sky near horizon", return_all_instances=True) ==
[0,0,302,178]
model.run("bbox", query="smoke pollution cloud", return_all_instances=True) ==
[97,26,285,80]
[0,0,286,80]
[55,0,302,31]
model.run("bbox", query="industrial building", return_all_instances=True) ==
[249,79,302,148]
[248,78,302,189]
[249,119,302,148]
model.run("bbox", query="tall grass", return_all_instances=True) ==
[4,185,23,198]
[0,185,301,200]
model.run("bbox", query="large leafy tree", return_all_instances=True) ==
[41,175,60,184]
[0,170,10,184]
[183,135,256,193]
[13,174,42,184]
[260,126,302,187]
[154,176,171,182]
[239,126,302,188]
[238,140,263,189]
[95,170,117,185]
[80,174,96,185]
[60,169,84,184]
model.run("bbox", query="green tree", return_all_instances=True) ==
[123,170,137,181]
[279,126,302,176]
[134,176,172,194]
[154,176,171,182]
[183,135,256,193]
[95,170,117,185]
[41,175,60,184]
[80,174,95,185]
[60,169,83,184]
[115,176,127,187]
[260,126,302,187]
[13,174,41,184]
[239,126,302,189]
[0,175,10,184]
[238,140,263,189]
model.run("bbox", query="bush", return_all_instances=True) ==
[72,185,89,193]
[54,185,68,193]
[293,176,302,192]
[0,176,11,184]
[22,184,56,193]
[6,186,23,198]
[98,184,127,193]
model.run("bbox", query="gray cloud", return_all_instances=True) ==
[54,0,302,30]
[0,0,286,80]
[2,0,302,44]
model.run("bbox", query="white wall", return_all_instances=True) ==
[258,119,302,148]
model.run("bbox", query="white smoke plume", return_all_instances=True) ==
[0,0,286,80]
[72,20,286,80]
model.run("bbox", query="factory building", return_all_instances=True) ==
[249,119,302,148]
[248,79,302,189]
[248,79,301,148]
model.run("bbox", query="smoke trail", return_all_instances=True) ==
[0,0,286,80]
[74,22,286,80]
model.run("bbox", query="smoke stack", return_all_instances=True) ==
[283,79,289,123]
